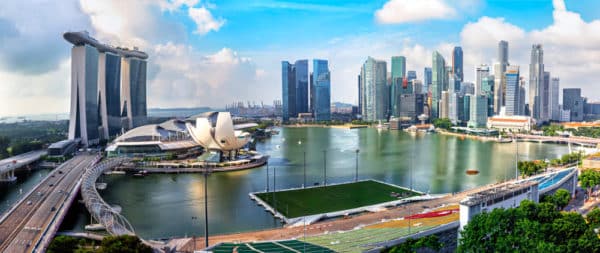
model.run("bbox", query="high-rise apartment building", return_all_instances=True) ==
[529,44,545,123]
[357,74,362,115]
[398,93,424,122]
[431,51,446,119]
[361,57,388,121]
[312,59,331,121]
[452,46,463,82]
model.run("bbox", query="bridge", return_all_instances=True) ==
[0,150,47,182]
[0,154,99,253]
[515,134,600,147]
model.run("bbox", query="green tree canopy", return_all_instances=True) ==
[99,235,152,253]
[458,200,600,253]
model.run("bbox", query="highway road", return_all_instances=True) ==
[0,150,47,174]
[0,154,97,252]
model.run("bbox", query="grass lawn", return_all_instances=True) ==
[254,180,420,218]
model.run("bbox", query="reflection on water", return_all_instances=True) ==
[66,127,572,239]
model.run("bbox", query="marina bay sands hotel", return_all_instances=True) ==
[64,31,148,146]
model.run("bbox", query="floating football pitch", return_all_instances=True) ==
[253,180,421,218]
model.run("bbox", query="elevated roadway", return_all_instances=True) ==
[0,154,98,252]
[0,150,47,182]
[515,134,600,147]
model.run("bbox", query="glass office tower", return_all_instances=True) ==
[313,59,331,121]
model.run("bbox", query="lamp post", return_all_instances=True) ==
[323,150,327,186]
[203,163,210,248]
[303,150,306,188]
[266,163,269,192]
[355,149,359,182]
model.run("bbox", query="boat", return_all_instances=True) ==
[466,169,480,175]
[85,224,105,231]
[95,182,107,190]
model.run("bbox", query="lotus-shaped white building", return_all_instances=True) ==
[186,112,251,159]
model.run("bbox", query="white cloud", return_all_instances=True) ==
[188,6,225,35]
[457,0,600,99]
[149,43,262,108]
[375,0,456,24]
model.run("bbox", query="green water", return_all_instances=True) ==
[69,127,572,239]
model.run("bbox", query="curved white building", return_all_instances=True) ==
[186,112,251,160]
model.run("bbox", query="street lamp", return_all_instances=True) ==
[323,150,327,186]
[203,161,210,248]
[355,149,359,182]
[303,150,306,188]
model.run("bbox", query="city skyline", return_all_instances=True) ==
[2,0,600,116]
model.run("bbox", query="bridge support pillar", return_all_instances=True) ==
[0,170,17,182]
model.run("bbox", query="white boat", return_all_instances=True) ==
[85,224,105,231]
[95,182,107,190]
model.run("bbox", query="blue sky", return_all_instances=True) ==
[1,0,600,116]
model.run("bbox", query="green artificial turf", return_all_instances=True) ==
[254,180,420,218]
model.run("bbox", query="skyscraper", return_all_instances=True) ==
[68,43,100,146]
[424,67,432,94]
[529,44,544,123]
[120,51,148,130]
[64,31,148,145]
[357,74,362,115]
[550,78,560,121]
[495,41,509,115]
[481,75,495,117]
[361,57,388,121]
[468,94,488,128]
[541,71,551,121]
[505,66,520,116]
[312,59,331,121]
[475,64,490,96]
[563,88,584,121]
[391,56,406,117]
[295,60,309,115]
[282,61,295,121]
[407,70,417,81]
[452,46,463,82]
[431,51,446,119]
[281,60,309,121]
[98,51,121,138]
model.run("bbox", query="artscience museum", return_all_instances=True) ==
[106,112,254,161]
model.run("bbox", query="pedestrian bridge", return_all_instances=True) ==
[515,134,600,147]
[0,150,47,182]
[80,158,135,236]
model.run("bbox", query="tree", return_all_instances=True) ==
[552,189,571,210]
[579,169,600,200]
[47,235,81,253]
[586,207,600,228]
[433,118,452,130]
[0,136,9,159]
[99,235,152,253]
[458,200,600,253]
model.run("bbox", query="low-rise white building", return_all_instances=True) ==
[459,181,539,232]
[486,115,534,132]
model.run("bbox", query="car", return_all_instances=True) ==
[58,170,63,174]
[26,201,32,205]
[49,183,54,187]
[36,191,42,196]
[50,207,56,212]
